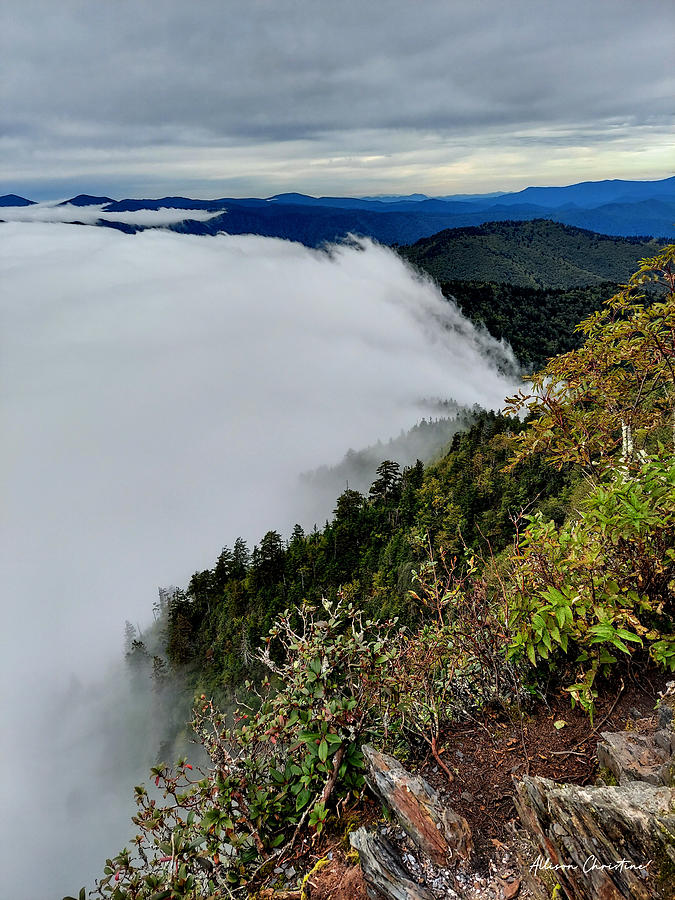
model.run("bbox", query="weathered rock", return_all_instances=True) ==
[349,827,435,900]
[659,705,675,731]
[513,775,675,899]
[362,744,472,866]
[597,731,671,786]
[507,819,555,900]
[655,730,675,754]
[657,682,675,731]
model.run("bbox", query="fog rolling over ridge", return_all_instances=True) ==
[0,199,222,226]
[0,223,517,897]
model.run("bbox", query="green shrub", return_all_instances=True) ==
[91,599,400,899]
[507,452,675,714]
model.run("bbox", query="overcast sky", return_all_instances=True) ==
[1,0,673,199]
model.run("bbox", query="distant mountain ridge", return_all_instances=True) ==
[57,194,115,206]
[168,199,674,247]
[2,175,673,242]
[482,176,675,209]
[0,194,34,206]
[164,177,675,244]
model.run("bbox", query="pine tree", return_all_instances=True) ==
[123,620,137,654]
[368,460,401,502]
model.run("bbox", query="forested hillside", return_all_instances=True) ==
[399,219,665,288]
[163,411,572,693]
[443,280,618,369]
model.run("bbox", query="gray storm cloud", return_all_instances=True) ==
[1,0,673,197]
[0,223,517,897]
[3,0,670,139]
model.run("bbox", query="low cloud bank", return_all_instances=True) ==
[0,223,517,897]
[0,201,220,226]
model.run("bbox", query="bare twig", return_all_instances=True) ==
[321,745,345,803]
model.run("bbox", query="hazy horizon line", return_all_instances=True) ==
[5,169,674,205]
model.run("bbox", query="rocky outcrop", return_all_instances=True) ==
[513,776,675,899]
[514,681,675,899]
[349,828,435,900]
[351,685,675,899]
[362,745,472,866]
[350,746,472,900]
[597,730,673,786]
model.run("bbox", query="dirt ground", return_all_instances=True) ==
[423,667,665,863]
[308,856,369,900]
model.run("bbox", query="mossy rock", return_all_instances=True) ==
[595,766,619,787]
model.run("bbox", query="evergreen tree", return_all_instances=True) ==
[123,620,137,654]
[369,460,401,502]
[231,537,250,579]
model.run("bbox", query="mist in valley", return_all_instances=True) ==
[0,222,518,897]
[0,200,221,227]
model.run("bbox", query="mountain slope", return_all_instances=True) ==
[550,198,675,238]
[58,194,116,206]
[483,175,675,209]
[399,220,666,289]
[168,202,485,246]
[443,280,618,369]
[0,194,35,206]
